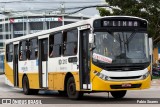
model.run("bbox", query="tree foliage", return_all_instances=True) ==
[97,0,160,44]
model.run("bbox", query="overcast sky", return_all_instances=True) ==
[0,0,106,17]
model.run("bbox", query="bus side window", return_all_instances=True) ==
[49,32,62,57]
[63,29,78,56]
[6,43,13,62]
[19,41,27,61]
[29,38,38,60]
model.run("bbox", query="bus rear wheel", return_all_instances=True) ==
[110,90,127,99]
[22,76,39,95]
[67,77,83,99]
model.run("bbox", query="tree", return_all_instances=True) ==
[97,0,160,44]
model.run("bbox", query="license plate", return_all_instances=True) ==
[122,83,132,87]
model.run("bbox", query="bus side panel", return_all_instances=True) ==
[72,72,80,91]
[18,73,39,89]
[53,73,64,90]
[27,73,39,89]
[19,73,39,89]
[48,72,65,90]
[48,72,80,91]
[18,60,39,89]
[48,73,54,89]
[48,55,80,91]
[5,61,14,86]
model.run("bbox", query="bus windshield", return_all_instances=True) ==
[92,31,150,65]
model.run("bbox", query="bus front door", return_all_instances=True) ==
[79,29,91,90]
[39,38,48,88]
[13,44,19,87]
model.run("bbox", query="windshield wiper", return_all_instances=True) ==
[125,31,136,44]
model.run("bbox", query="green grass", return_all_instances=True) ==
[152,75,160,79]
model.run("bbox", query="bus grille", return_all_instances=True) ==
[109,76,141,80]
[106,66,144,71]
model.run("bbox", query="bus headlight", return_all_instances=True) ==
[93,70,109,80]
[105,76,109,80]
[142,72,150,79]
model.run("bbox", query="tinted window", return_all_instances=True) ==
[54,33,62,44]
[49,33,62,57]
[63,29,78,56]
[19,41,28,61]
[63,42,77,56]
[29,38,38,60]
[6,43,13,62]
[66,30,78,42]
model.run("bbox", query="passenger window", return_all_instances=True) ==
[49,33,62,57]
[29,38,38,60]
[63,29,78,56]
[6,43,13,62]
[19,41,28,61]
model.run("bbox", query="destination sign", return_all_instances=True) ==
[93,18,147,29]
[103,20,139,27]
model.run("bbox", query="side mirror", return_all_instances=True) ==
[89,33,94,43]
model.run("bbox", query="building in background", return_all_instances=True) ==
[0,14,89,51]
[0,13,89,73]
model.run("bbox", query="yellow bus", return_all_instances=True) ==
[5,16,152,99]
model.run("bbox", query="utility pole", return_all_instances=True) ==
[60,2,65,14]
[60,2,65,26]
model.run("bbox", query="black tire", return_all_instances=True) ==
[58,90,67,96]
[22,76,39,95]
[67,77,83,99]
[110,90,127,99]
[22,76,31,95]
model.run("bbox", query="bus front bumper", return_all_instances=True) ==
[91,74,151,91]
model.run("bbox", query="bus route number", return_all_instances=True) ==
[59,59,67,65]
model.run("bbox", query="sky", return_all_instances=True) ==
[0,0,106,17]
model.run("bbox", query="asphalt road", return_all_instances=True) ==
[0,74,160,107]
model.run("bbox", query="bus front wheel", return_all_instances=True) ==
[110,90,127,98]
[67,77,83,99]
